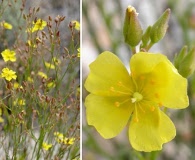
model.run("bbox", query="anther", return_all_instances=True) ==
[115,102,120,107]
[117,81,122,86]
[155,93,159,98]
[134,117,139,122]
[110,87,114,92]
[150,79,155,85]
[150,106,155,111]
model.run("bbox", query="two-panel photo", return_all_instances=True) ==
[0,0,194,159]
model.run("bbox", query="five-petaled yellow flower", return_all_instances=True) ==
[85,51,189,152]
[42,142,52,151]
[1,67,17,81]
[31,19,47,32]
[1,49,16,62]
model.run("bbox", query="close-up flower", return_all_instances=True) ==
[1,67,17,81]
[1,49,16,62]
[85,51,189,152]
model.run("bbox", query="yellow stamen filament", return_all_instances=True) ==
[110,86,131,95]
[134,107,139,122]
[114,98,132,107]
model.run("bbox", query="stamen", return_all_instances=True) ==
[115,102,120,107]
[150,79,155,85]
[109,86,131,96]
[150,106,155,111]
[110,87,115,92]
[133,107,139,122]
[155,93,159,98]
[158,102,163,107]
[117,81,122,86]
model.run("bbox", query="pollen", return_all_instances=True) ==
[150,106,155,111]
[117,81,122,86]
[110,87,115,92]
[155,93,159,98]
[115,102,120,107]
[139,76,145,80]
[134,117,139,122]
[158,102,163,107]
[150,79,155,85]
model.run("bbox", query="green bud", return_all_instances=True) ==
[123,6,143,47]
[150,9,171,43]
[174,46,188,70]
[141,26,151,48]
[178,47,195,78]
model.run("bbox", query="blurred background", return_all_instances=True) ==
[82,0,195,160]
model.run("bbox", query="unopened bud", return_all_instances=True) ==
[177,47,195,78]
[123,6,143,47]
[141,26,151,48]
[174,46,187,70]
[150,9,171,43]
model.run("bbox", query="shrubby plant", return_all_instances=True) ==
[0,0,80,159]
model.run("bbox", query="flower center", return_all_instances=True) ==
[131,92,143,103]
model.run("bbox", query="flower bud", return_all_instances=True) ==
[141,26,151,48]
[177,47,195,78]
[174,46,187,70]
[123,6,143,47]
[150,9,171,43]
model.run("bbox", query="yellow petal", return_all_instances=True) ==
[130,52,189,109]
[85,94,134,138]
[85,51,134,97]
[129,106,176,152]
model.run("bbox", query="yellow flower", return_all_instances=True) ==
[31,19,47,32]
[13,98,26,106]
[45,62,55,69]
[54,132,64,143]
[1,68,17,81]
[27,76,34,83]
[52,57,61,66]
[27,40,36,48]
[1,49,16,62]
[85,51,189,152]
[42,142,52,151]
[2,22,12,29]
[47,81,56,88]
[14,82,23,89]
[77,48,80,57]
[63,137,75,145]
[72,20,80,30]
[38,71,48,79]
